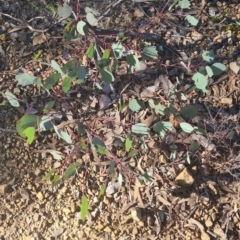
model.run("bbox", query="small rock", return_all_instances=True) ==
[34,168,41,176]
[205,219,213,227]
[175,168,194,187]
[201,230,210,240]
[6,160,17,168]
[221,98,232,105]
[0,184,8,194]
[131,207,142,222]
[132,227,138,235]
[36,191,44,201]
[62,207,71,216]
[104,226,111,233]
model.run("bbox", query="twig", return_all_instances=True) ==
[1,13,67,33]
[97,0,125,22]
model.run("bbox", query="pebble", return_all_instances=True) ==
[36,191,44,201]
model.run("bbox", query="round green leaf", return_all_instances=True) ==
[99,69,114,84]
[43,101,55,114]
[179,105,198,119]
[77,21,88,36]
[210,63,226,76]
[142,46,158,60]
[64,162,80,180]
[57,4,72,18]
[189,142,199,151]
[16,73,37,87]
[5,91,19,107]
[129,99,142,111]
[43,73,61,90]
[86,12,98,26]
[112,42,123,58]
[186,15,199,26]
[16,114,40,137]
[62,77,73,93]
[180,122,194,133]
[23,127,35,144]
[206,66,214,77]
[192,72,208,92]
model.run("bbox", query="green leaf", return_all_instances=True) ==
[77,66,87,83]
[23,127,35,144]
[142,46,158,60]
[206,66,214,77]
[59,130,72,144]
[81,195,89,221]
[186,151,191,164]
[109,161,115,175]
[128,149,138,158]
[51,60,63,74]
[16,114,40,137]
[126,54,141,72]
[179,105,198,118]
[226,130,235,139]
[64,162,80,180]
[62,58,79,77]
[97,145,108,155]
[43,101,55,114]
[139,171,153,182]
[192,72,208,92]
[186,15,198,26]
[168,0,179,10]
[99,187,105,196]
[148,99,166,115]
[52,175,61,186]
[202,50,214,63]
[153,121,172,133]
[5,91,19,107]
[84,7,100,16]
[39,115,54,131]
[92,137,108,155]
[79,137,87,150]
[43,168,57,181]
[63,28,76,41]
[76,20,88,36]
[43,73,61,90]
[131,123,150,135]
[210,62,226,76]
[86,12,98,26]
[112,42,123,58]
[78,121,86,134]
[62,76,73,93]
[178,0,190,9]
[189,142,199,151]
[16,73,37,86]
[86,43,95,59]
[180,122,194,133]
[50,152,62,160]
[102,49,110,59]
[99,69,114,84]
[0,100,6,106]
[129,99,144,111]
[125,136,132,152]
[57,4,72,18]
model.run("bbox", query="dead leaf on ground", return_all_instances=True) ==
[158,74,173,96]
[33,33,47,45]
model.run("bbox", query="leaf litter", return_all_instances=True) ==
[1,0,240,239]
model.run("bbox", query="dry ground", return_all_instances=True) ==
[0,0,240,239]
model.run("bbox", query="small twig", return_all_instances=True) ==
[97,0,125,22]
[2,12,67,33]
